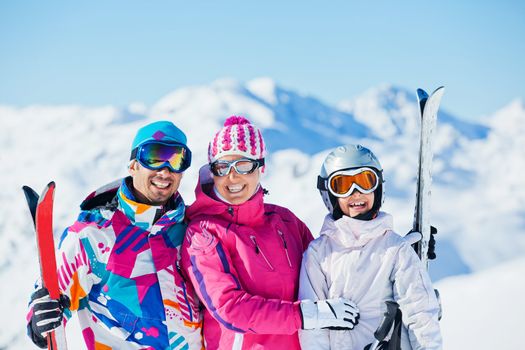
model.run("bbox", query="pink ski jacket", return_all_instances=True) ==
[181,167,314,350]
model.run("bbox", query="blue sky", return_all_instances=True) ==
[1,0,524,121]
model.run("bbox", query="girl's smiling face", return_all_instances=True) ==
[337,191,374,218]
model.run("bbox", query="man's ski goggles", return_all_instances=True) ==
[318,167,379,198]
[210,158,265,177]
[131,141,192,173]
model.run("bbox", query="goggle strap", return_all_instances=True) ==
[130,148,138,161]
[317,176,327,190]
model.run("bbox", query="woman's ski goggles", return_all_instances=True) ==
[131,141,192,173]
[210,158,265,177]
[318,167,380,198]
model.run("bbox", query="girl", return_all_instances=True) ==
[299,144,442,349]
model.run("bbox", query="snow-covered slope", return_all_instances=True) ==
[0,78,523,348]
[436,257,525,349]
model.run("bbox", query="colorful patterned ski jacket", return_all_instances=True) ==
[181,167,314,350]
[28,177,202,350]
[299,212,442,350]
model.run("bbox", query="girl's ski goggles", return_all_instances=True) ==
[131,141,192,173]
[210,158,265,177]
[318,167,379,198]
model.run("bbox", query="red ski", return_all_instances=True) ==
[23,182,68,350]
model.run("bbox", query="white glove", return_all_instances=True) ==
[405,231,422,245]
[300,298,360,330]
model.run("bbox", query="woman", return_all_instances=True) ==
[181,116,359,349]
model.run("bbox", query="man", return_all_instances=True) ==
[27,121,202,349]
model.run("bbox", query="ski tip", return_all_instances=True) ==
[431,87,446,102]
[416,88,429,98]
[416,89,429,115]
[22,185,38,197]
[433,86,445,94]
[37,181,56,204]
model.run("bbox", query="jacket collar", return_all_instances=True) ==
[80,177,185,232]
[320,211,394,247]
[117,177,185,231]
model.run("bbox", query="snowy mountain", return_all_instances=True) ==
[338,84,489,140]
[1,78,524,348]
[150,77,373,156]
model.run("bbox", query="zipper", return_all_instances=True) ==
[278,230,293,268]
[249,235,275,270]
[175,260,186,281]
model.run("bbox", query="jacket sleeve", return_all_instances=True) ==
[58,224,96,317]
[298,243,331,350]
[180,221,303,335]
[393,242,442,350]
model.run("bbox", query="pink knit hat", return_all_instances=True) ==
[208,116,266,163]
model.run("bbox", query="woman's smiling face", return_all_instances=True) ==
[212,155,260,205]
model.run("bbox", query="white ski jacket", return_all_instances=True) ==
[298,212,442,350]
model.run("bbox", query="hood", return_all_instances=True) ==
[319,211,394,248]
[186,165,266,226]
[80,179,121,210]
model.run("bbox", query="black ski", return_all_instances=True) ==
[413,86,445,268]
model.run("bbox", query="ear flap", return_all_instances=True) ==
[328,191,344,220]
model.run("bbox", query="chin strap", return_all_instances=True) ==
[351,209,378,221]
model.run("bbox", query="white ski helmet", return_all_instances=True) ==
[317,144,385,219]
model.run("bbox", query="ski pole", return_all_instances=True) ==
[368,301,399,350]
